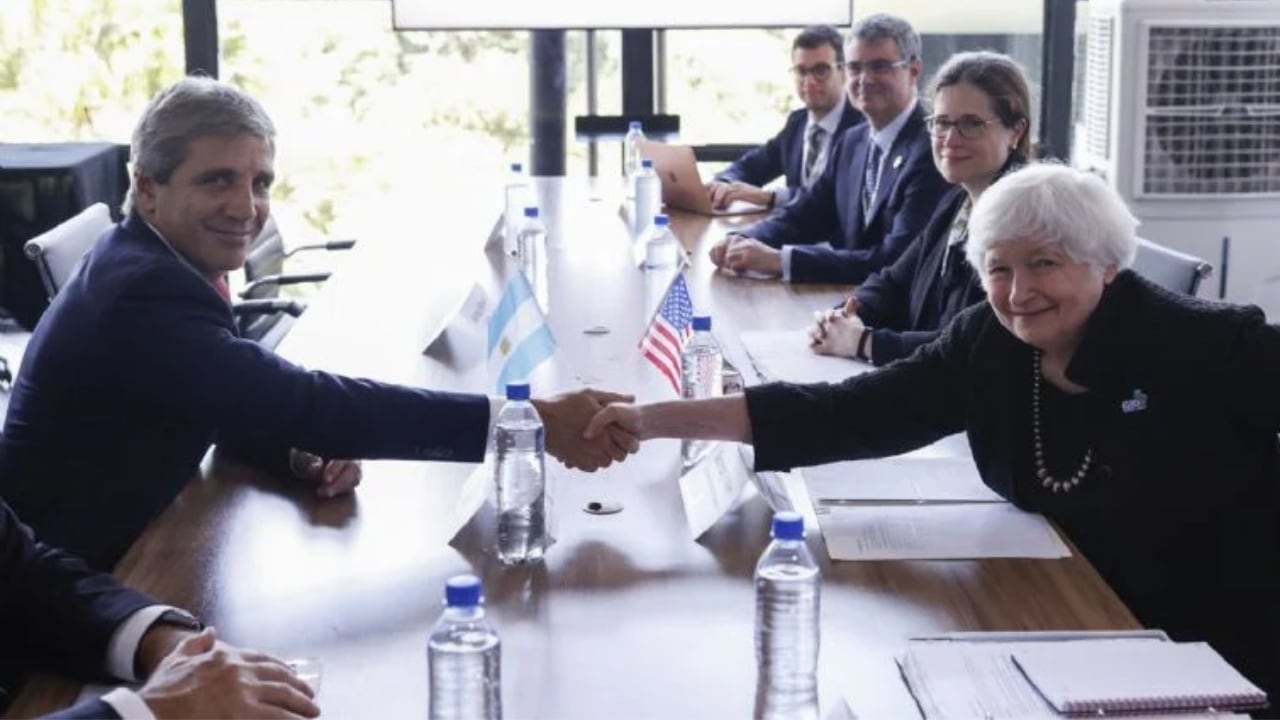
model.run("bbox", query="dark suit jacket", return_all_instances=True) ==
[0,214,491,570]
[714,101,863,196]
[745,102,951,284]
[854,157,1027,365]
[0,499,152,719]
[746,271,1280,701]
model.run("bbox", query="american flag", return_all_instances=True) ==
[640,273,694,394]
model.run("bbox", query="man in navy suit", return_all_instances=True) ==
[705,25,863,212]
[709,14,951,284]
[0,77,637,571]
[0,498,319,719]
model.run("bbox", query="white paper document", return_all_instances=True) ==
[817,502,1071,560]
[802,456,1002,504]
[678,443,756,539]
[739,330,870,385]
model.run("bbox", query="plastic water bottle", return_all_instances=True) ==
[503,162,529,255]
[515,205,544,272]
[643,215,681,270]
[632,159,661,238]
[427,575,502,720]
[681,316,723,466]
[755,511,820,715]
[623,121,645,197]
[494,382,547,565]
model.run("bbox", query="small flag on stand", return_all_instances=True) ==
[640,272,694,394]
[488,270,556,393]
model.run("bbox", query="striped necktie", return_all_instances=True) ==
[802,124,826,186]
[862,142,883,220]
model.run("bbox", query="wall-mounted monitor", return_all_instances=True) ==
[391,0,853,30]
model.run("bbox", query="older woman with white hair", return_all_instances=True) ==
[589,163,1280,704]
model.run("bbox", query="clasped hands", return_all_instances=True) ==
[808,295,866,359]
[708,232,782,277]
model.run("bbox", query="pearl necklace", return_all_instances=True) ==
[1032,350,1093,493]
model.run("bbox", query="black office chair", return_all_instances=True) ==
[235,216,356,347]
[1131,237,1213,295]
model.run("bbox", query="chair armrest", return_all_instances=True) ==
[231,298,306,318]
[283,239,357,259]
[240,272,332,298]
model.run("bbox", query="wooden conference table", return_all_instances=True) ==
[8,178,1137,719]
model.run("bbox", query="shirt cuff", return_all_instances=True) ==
[780,245,794,283]
[102,688,157,720]
[106,606,178,682]
[486,396,507,452]
[773,186,791,207]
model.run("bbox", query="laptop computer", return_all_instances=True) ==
[637,139,769,217]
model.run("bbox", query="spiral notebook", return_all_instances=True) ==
[1010,640,1268,715]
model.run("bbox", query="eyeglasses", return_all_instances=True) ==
[790,62,836,80]
[843,58,909,77]
[925,115,1002,139]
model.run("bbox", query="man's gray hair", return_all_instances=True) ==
[965,163,1139,279]
[848,13,921,62]
[123,76,276,214]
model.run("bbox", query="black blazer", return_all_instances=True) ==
[714,101,863,195]
[744,102,952,284]
[0,499,153,719]
[745,271,1280,700]
[854,157,1027,365]
[0,214,492,570]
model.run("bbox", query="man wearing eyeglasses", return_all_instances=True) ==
[710,13,951,284]
[704,25,863,212]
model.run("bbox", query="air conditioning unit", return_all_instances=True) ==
[1075,0,1280,314]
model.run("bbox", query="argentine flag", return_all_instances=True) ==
[488,271,556,393]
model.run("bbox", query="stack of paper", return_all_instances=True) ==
[739,330,870,385]
[892,634,1257,719]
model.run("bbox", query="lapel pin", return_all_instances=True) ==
[892,155,903,169]
[1121,389,1148,414]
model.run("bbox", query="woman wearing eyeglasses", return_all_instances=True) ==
[809,51,1030,366]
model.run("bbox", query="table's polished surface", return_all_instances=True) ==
[7,178,1137,719]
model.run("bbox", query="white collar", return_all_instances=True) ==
[868,98,918,154]
[807,101,846,136]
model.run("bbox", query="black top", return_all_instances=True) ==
[746,270,1280,700]
[852,185,985,365]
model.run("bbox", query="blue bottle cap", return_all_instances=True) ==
[523,206,539,218]
[506,382,531,400]
[444,574,483,607]
[510,162,523,172]
[771,511,805,541]
[629,120,642,131]
[654,214,669,226]
[692,316,712,332]
[641,159,653,169]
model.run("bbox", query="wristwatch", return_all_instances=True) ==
[855,329,873,363]
[153,609,203,632]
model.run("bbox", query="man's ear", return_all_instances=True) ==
[133,172,158,215]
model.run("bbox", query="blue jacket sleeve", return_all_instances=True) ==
[741,131,849,249]
[107,264,491,465]
[714,112,797,190]
[0,500,155,684]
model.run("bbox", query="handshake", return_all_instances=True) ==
[530,389,646,471]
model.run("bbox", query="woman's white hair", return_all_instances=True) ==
[965,163,1139,278]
